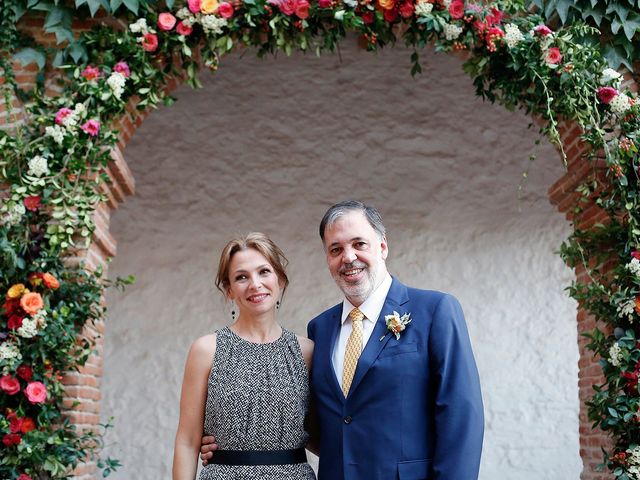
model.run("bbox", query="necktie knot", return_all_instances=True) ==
[349,307,365,324]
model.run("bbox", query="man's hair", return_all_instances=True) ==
[319,200,386,241]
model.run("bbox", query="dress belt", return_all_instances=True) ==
[209,448,307,466]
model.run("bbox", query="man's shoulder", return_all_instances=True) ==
[397,281,461,311]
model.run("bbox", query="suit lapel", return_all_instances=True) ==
[347,278,410,397]
[323,307,345,404]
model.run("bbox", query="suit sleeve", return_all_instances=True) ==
[429,294,484,480]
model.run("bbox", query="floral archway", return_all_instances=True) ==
[0,0,639,478]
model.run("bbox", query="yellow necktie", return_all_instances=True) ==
[342,308,365,397]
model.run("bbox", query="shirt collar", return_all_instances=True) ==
[341,273,393,324]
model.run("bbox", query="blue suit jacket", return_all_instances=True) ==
[307,278,484,480]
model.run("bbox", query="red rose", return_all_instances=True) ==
[361,11,374,23]
[157,12,177,31]
[448,0,464,19]
[295,0,309,18]
[383,7,398,21]
[7,412,23,433]
[21,417,36,433]
[176,21,193,36]
[318,0,332,7]
[2,433,21,447]
[7,315,24,329]
[485,6,503,26]
[142,33,159,52]
[545,47,562,65]
[217,1,234,18]
[632,251,640,260]
[598,86,619,105]
[2,298,21,316]
[18,475,33,480]
[17,364,33,381]
[24,196,41,212]
[399,0,413,18]
[0,375,20,395]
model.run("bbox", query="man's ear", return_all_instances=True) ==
[381,237,389,260]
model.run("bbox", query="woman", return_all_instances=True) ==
[172,232,316,480]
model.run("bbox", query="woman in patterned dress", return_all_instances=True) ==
[172,233,316,480]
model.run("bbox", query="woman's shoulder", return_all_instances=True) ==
[295,334,314,368]
[189,333,217,361]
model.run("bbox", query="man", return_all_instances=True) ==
[202,200,484,479]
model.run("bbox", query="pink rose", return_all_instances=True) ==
[295,0,309,18]
[448,0,464,20]
[399,0,414,18]
[142,33,159,52]
[176,21,193,36]
[25,381,47,404]
[534,24,553,36]
[278,0,297,15]
[114,61,130,78]
[318,0,332,7]
[157,12,177,31]
[598,86,619,105]
[81,119,100,137]
[55,107,73,125]
[81,66,100,81]
[217,1,234,18]
[632,251,640,260]
[24,195,41,212]
[545,47,562,65]
[0,375,21,395]
[188,0,202,13]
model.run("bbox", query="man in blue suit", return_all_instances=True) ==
[306,200,483,480]
[201,200,484,479]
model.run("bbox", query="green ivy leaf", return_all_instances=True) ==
[622,12,640,41]
[122,0,139,14]
[13,47,47,69]
[555,0,573,23]
[605,2,630,23]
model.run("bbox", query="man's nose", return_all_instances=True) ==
[342,248,357,264]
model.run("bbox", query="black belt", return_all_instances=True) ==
[210,448,307,466]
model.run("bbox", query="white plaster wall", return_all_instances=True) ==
[102,39,580,479]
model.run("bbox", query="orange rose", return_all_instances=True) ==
[635,297,640,315]
[7,284,25,299]
[377,0,395,10]
[42,273,60,290]
[201,0,219,13]
[20,292,43,315]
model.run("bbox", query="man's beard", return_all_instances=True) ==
[334,261,379,304]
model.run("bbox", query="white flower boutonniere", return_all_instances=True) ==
[380,311,412,341]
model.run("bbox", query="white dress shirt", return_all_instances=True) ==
[332,273,393,388]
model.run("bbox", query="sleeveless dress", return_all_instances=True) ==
[199,326,317,480]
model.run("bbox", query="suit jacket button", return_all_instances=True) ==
[343,416,352,424]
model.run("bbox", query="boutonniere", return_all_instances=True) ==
[380,311,412,341]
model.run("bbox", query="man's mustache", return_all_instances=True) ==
[338,262,367,274]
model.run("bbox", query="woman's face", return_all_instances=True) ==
[226,248,283,318]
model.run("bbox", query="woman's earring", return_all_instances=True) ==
[231,302,237,320]
[276,300,281,310]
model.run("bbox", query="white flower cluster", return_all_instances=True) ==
[415,1,433,16]
[0,340,21,363]
[628,258,640,277]
[129,18,151,34]
[609,342,624,367]
[0,201,26,227]
[17,318,38,338]
[201,15,227,34]
[343,0,357,8]
[33,310,48,329]
[176,7,197,26]
[28,155,49,177]
[107,71,127,100]
[45,125,65,145]
[629,465,640,479]
[600,68,622,87]
[442,0,452,7]
[504,24,524,49]
[619,299,637,322]
[610,93,632,115]
[628,446,640,478]
[443,23,463,41]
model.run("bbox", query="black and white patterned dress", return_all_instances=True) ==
[199,326,316,480]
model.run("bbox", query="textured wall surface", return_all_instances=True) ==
[102,40,580,479]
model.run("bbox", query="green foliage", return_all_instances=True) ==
[534,0,640,70]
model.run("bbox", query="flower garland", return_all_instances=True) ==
[1,0,639,477]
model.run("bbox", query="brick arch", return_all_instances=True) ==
[3,15,636,480]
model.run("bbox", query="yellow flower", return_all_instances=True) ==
[7,283,25,299]
[201,0,219,14]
